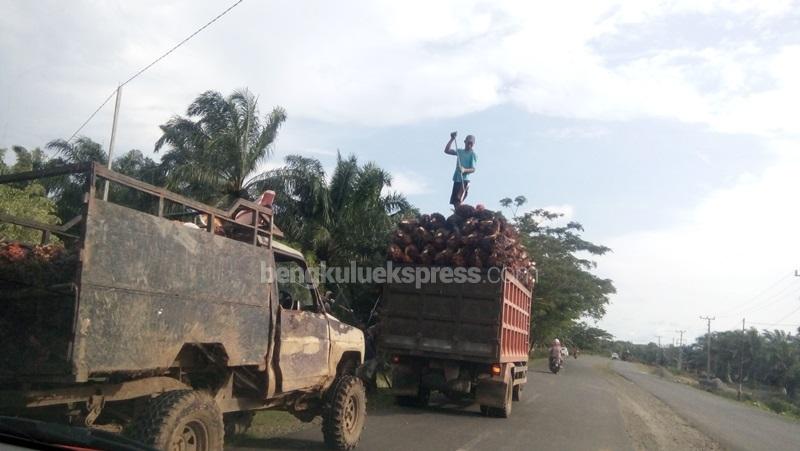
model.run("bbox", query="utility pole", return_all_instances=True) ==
[738,318,745,400]
[656,335,663,366]
[700,316,715,379]
[103,84,123,201]
[675,330,685,371]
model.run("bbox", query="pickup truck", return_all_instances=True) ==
[0,163,366,450]
[379,268,533,417]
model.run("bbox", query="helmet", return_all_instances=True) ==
[553,338,561,345]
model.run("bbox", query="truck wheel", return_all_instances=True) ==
[487,378,513,418]
[128,389,224,451]
[322,375,367,450]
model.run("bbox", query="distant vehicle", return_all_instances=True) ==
[611,352,620,360]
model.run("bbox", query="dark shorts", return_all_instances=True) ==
[449,181,470,205]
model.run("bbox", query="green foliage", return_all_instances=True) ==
[504,199,615,347]
[562,321,613,351]
[109,150,166,213]
[0,181,60,244]
[609,327,800,405]
[45,137,108,221]
[254,152,413,318]
[155,89,286,205]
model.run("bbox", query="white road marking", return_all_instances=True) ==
[457,430,492,451]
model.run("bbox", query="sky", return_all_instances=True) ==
[2,0,800,343]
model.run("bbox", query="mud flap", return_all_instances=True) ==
[390,363,419,396]
[475,375,509,409]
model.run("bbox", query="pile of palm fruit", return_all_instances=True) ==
[387,204,534,286]
[0,241,78,287]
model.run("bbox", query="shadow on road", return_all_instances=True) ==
[368,394,482,418]
[229,437,327,450]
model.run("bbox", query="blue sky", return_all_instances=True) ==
[2,0,800,343]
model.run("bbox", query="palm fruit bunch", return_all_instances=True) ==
[387,204,535,286]
[0,241,79,287]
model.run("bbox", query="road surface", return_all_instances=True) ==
[229,356,798,450]
[613,360,800,451]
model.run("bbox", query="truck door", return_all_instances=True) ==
[275,256,331,392]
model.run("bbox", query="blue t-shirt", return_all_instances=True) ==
[452,148,477,182]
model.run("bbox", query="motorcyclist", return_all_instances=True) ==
[549,338,563,365]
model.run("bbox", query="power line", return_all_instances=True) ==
[724,282,800,319]
[773,304,800,325]
[747,321,799,327]
[65,0,246,142]
[719,272,797,317]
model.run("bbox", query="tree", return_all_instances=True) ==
[155,89,287,205]
[0,149,60,243]
[499,195,527,218]
[563,322,613,352]
[45,137,108,221]
[502,197,615,346]
[255,153,413,318]
[110,150,166,213]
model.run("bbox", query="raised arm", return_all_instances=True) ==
[444,131,457,155]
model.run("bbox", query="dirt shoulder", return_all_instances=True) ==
[599,363,724,451]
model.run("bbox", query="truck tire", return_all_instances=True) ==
[127,389,224,451]
[485,374,513,418]
[322,375,367,450]
[395,387,430,408]
[512,384,521,402]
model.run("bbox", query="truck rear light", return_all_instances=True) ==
[392,355,400,364]
[491,364,502,376]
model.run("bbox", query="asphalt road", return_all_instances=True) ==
[612,360,800,451]
[230,356,799,450]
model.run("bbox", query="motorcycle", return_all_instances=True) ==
[549,356,561,374]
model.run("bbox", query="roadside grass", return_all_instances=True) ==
[227,410,312,447]
[227,378,397,445]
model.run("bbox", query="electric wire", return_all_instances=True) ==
[65,0,245,142]
[718,272,794,317]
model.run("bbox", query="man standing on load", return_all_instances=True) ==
[444,132,477,207]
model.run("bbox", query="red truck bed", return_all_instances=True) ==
[380,269,532,364]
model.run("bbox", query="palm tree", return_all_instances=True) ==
[155,89,286,205]
[252,153,413,317]
[45,137,109,221]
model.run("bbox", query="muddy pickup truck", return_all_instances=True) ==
[379,269,532,417]
[0,163,366,450]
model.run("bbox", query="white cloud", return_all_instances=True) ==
[3,0,800,153]
[386,170,431,196]
[597,141,800,342]
[538,126,609,140]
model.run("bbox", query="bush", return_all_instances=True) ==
[764,398,800,416]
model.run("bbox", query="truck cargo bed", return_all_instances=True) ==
[380,269,532,364]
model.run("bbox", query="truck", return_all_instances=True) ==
[378,268,533,417]
[0,163,366,450]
